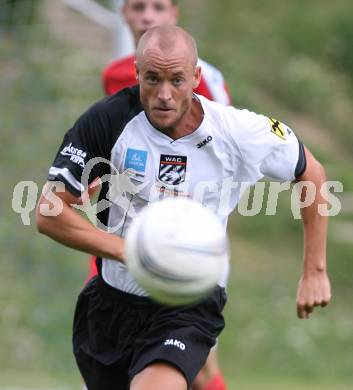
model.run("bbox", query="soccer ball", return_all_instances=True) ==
[125,197,228,305]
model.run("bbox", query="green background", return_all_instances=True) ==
[1,0,352,388]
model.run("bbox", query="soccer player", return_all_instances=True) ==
[89,1,231,388]
[36,26,331,390]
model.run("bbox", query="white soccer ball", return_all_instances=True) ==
[125,197,228,305]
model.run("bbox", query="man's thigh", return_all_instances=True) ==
[130,362,187,390]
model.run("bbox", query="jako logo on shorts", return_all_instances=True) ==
[164,339,186,350]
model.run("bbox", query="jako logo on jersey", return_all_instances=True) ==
[60,143,87,168]
[164,339,186,351]
[197,136,213,149]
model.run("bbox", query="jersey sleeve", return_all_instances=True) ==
[48,101,113,196]
[225,107,306,181]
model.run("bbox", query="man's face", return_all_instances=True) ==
[137,45,201,132]
[123,0,178,42]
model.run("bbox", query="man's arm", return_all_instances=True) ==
[296,146,332,319]
[36,182,124,262]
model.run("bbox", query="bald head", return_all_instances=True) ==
[136,25,198,69]
[135,25,202,133]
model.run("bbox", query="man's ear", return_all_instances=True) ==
[171,6,180,25]
[122,3,129,24]
[193,66,202,89]
[134,61,139,82]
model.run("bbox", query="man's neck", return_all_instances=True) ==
[163,96,204,140]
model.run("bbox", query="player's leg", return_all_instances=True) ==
[192,348,218,389]
[73,277,134,390]
[130,362,187,390]
[192,348,227,390]
[129,287,227,390]
[192,265,230,390]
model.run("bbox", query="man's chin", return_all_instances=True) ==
[153,122,173,133]
[148,114,176,131]
[137,29,148,40]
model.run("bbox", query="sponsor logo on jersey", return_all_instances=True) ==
[164,338,186,351]
[269,118,287,140]
[124,148,148,174]
[155,183,191,197]
[159,155,187,185]
[197,135,213,149]
[60,143,87,168]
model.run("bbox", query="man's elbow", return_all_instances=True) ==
[36,208,45,234]
[35,204,50,235]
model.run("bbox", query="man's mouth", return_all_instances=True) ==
[154,107,173,112]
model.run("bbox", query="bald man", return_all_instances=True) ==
[96,5,230,389]
[37,26,331,390]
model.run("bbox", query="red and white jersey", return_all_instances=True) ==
[102,55,232,105]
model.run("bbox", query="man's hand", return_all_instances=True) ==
[295,146,332,319]
[296,269,332,319]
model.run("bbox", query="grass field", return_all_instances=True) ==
[1,0,353,388]
[0,374,351,390]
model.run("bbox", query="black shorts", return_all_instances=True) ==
[73,276,227,390]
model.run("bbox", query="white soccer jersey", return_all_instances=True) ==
[48,86,306,296]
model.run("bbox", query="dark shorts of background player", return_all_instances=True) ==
[73,276,227,390]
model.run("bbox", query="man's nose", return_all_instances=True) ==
[157,82,172,102]
[141,6,157,26]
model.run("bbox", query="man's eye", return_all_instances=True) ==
[147,76,158,84]
[173,78,184,86]
[132,3,145,12]
[154,4,167,12]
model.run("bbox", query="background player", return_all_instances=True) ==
[89,1,231,389]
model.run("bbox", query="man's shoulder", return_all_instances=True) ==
[200,96,268,138]
[81,85,143,128]
[103,55,136,75]
[198,94,230,131]
[102,55,137,95]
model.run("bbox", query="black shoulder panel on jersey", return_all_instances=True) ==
[104,84,143,146]
[48,85,143,197]
[295,140,307,178]
[96,86,143,229]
